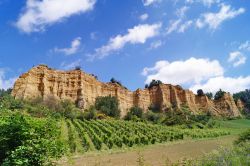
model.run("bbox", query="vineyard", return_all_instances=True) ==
[61,119,230,153]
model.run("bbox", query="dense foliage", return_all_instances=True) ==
[233,89,250,118]
[0,113,66,165]
[124,105,215,129]
[95,96,120,118]
[205,92,213,99]
[124,106,143,120]
[197,89,204,96]
[110,77,127,89]
[145,79,163,89]
[235,129,250,144]
[214,89,226,100]
[0,88,12,97]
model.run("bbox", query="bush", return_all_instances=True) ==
[205,92,213,100]
[110,78,127,89]
[148,104,161,113]
[144,111,163,123]
[147,79,162,89]
[0,114,66,165]
[124,107,143,121]
[233,89,250,117]
[187,143,250,166]
[95,96,120,118]
[83,106,97,120]
[197,89,204,96]
[214,89,226,100]
[235,129,250,145]
[0,88,12,97]
[0,95,24,111]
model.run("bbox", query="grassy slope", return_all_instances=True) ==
[217,119,250,134]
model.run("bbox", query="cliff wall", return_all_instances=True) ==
[12,65,241,117]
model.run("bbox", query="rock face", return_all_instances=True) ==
[12,65,241,117]
[236,99,245,111]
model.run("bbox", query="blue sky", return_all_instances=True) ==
[0,0,250,94]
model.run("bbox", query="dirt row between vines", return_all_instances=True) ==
[60,135,236,166]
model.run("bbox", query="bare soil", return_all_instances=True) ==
[60,135,236,166]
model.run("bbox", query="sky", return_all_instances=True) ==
[0,0,250,94]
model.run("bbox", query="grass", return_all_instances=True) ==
[216,119,250,134]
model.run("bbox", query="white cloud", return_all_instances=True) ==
[239,41,250,51]
[176,6,189,18]
[196,4,245,30]
[190,76,250,94]
[16,0,96,33]
[166,19,181,34]
[228,51,246,67]
[91,23,162,59]
[186,0,221,7]
[60,59,82,70]
[0,69,17,90]
[139,13,149,21]
[54,37,81,55]
[142,57,250,94]
[178,20,193,33]
[166,19,193,34]
[142,57,224,85]
[149,40,162,49]
[142,0,160,6]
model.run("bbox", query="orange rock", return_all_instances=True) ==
[12,65,241,117]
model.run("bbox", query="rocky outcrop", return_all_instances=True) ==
[12,65,241,117]
[236,99,245,111]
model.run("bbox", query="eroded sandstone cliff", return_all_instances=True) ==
[12,65,241,117]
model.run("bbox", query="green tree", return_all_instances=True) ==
[148,79,163,88]
[125,106,143,120]
[197,89,204,96]
[95,96,120,118]
[214,89,226,100]
[0,88,12,97]
[0,114,66,165]
[205,92,213,99]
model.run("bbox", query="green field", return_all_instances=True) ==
[216,119,250,134]
[60,119,231,153]
[59,119,250,166]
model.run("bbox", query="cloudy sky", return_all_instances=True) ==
[0,0,250,94]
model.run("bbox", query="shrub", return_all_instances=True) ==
[83,106,97,120]
[110,77,122,86]
[197,89,204,96]
[148,104,161,113]
[144,111,163,123]
[75,66,81,70]
[95,96,120,118]
[0,95,24,111]
[205,92,213,100]
[124,107,143,121]
[0,114,66,165]
[110,78,127,89]
[0,88,12,97]
[233,89,250,117]
[214,89,226,100]
[148,79,162,89]
[235,129,250,145]
[187,143,250,166]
